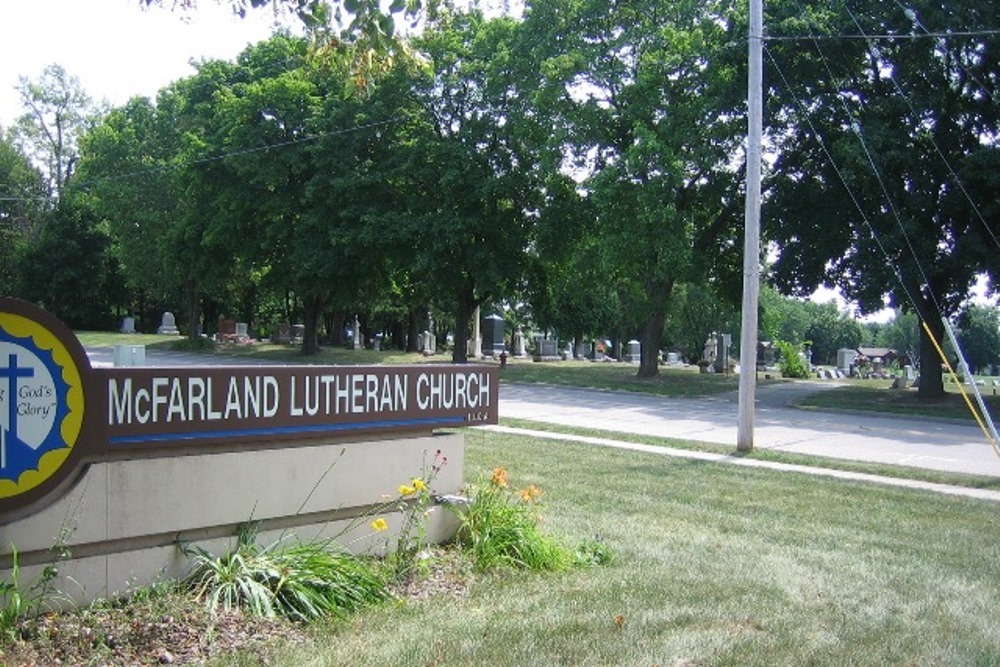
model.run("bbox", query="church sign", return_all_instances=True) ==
[0,297,498,522]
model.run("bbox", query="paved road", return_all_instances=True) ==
[498,382,1000,478]
[85,348,1000,477]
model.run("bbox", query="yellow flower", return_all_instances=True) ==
[490,467,509,488]
[519,484,543,502]
[371,517,388,532]
[413,478,427,492]
[398,484,416,496]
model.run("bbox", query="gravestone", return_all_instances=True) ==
[533,336,559,361]
[120,316,135,334]
[575,342,592,360]
[837,348,857,373]
[625,340,641,363]
[481,314,505,357]
[352,317,363,350]
[469,308,482,358]
[273,323,291,345]
[291,324,305,344]
[666,351,680,365]
[235,322,249,337]
[157,312,180,335]
[513,329,527,357]
[422,331,437,355]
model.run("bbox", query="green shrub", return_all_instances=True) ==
[452,468,575,572]
[182,526,389,622]
[776,340,810,378]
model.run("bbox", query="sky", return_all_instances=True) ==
[0,0,296,129]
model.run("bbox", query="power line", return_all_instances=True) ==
[840,2,1000,252]
[2,115,407,199]
[765,28,1000,42]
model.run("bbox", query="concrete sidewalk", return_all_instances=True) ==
[482,424,1000,503]
[497,382,1000,480]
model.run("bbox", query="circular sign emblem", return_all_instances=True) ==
[0,311,85,499]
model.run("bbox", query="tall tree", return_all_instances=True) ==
[386,11,542,363]
[11,64,97,196]
[76,96,183,327]
[0,135,47,295]
[522,0,747,377]
[16,193,124,328]
[765,0,1000,397]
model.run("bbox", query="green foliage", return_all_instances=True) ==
[16,196,124,329]
[452,467,594,572]
[0,545,67,642]
[776,340,809,379]
[956,305,1000,373]
[182,526,389,622]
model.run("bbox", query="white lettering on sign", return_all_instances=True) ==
[416,371,491,411]
[109,375,282,425]
[107,371,473,428]
[289,373,408,417]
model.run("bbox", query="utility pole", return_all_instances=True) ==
[737,0,763,452]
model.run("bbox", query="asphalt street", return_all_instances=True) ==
[85,347,1000,478]
[498,382,1000,478]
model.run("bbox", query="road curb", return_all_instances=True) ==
[480,425,1000,504]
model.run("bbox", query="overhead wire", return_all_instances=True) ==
[771,1,1000,454]
[779,0,937,318]
[843,1,1000,251]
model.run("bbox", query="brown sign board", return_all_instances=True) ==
[0,298,498,521]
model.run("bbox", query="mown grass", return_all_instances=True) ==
[73,331,451,366]
[207,430,1000,667]
[795,383,1000,422]
[498,359,785,397]
[498,417,1000,492]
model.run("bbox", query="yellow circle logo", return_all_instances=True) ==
[0,311,85,499]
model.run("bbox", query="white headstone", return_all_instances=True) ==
[120,316,135,334]
[157,312,180,335]
[353,317,363,350]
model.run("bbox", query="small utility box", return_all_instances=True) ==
[113,344,146,367]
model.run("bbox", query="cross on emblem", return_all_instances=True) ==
[1,353,35,469]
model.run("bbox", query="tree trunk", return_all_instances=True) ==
[300,295,325,356]
[451,287,476,364]
[637,279,674,378]
[407,308,421,352]
[185,280,200,341]
[917,314,945,398]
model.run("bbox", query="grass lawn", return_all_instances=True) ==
[208,429,1000,667]
[795,383,1000,422]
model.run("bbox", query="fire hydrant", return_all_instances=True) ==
[500,350,508,369]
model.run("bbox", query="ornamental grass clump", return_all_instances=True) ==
[452,467,605,572]
[182,524,388,623]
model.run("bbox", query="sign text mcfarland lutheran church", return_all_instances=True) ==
[104,366,496,447]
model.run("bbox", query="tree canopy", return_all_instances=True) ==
[764,0,1000,395]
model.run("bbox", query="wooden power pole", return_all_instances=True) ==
[737,0,763,452]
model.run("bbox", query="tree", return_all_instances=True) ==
[521,0,747,377]
[16,193,124,329]
[0,135,47,295]
[11,64,97,196]
[956,305,1000,374]
[765,0,1000,397]
[385,11,543,363]
[802,301,864,365]
[76,97,183,328]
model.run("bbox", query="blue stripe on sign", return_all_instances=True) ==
[107,415,466,445]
